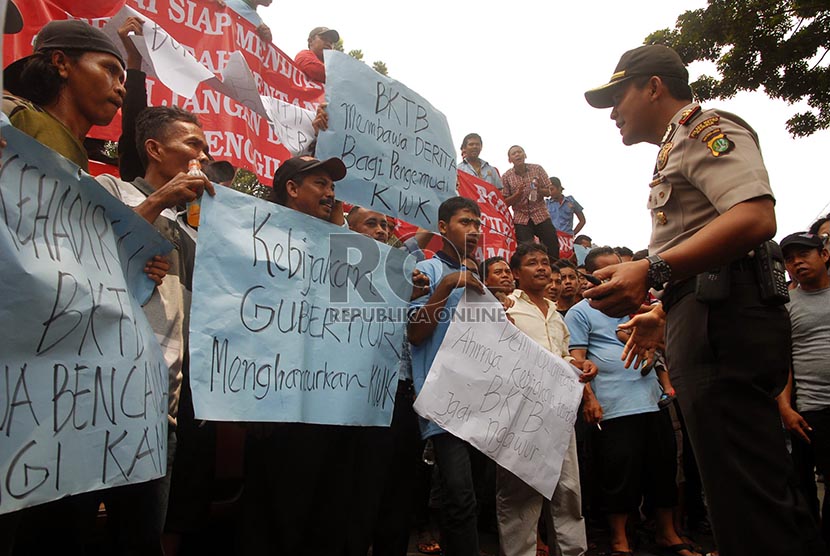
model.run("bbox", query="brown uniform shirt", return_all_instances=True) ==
[648,103,774,255]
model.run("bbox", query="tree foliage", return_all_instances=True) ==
[647,0,830,137]
[334,39,389,76]
[229,168,271,199]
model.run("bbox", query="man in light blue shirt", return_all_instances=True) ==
[545,177,585,237]
[458,133,503,190]
[224,0,272,42]
[565,247,691,556]
[409,196,485,556]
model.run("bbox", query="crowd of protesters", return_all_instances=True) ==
[1,5,829,556]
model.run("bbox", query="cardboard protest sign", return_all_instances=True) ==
[315,50,456,230]
[414,294,583,498]
[0,119,171,514]
[456,170,517,261]
[188,187,416,426]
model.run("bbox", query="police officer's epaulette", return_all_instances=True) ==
[678,105,702,126]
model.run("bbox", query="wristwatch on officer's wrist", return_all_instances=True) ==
[646,255,672,291]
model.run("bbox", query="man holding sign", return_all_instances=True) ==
[95,105,214,554]
[241,154,355,556]
[409,196,485,556]
[498,243,594,556]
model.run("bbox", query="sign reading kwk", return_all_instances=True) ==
[188,187,416,426]
[316,51,456,230]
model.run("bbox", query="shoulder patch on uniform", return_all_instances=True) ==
[689,116,720,139]
[661,123,676,144]
[700,127,722,143]
[678,105,702,126]
[706,132,735,157]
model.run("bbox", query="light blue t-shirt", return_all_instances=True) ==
[409,254,471,439]
[225,0,264,26]
[458,158,503,190]
[545,195,583,235]
[565,299,660,421]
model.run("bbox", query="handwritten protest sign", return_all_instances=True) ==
[112,9,215,99]
[316,50,456,230]
[457,171,517,261]
[188,187,416,426]
[261,96,316,156]
[414,294,583,498]
[0,119,171,514]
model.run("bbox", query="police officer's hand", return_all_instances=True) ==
[582,259,649,317]
[781,407,812,444]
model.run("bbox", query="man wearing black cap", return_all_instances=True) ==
[294,26,340,83]
[581,45,824,556]
[778,232,830,549]
[269,154,345,217]
[3,19,126,170]
[242,154,357,556]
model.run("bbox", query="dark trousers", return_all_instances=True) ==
[240,424,351,556]
[370,381,421,556]
[793,407,830,552]
[432,433,480,556]
[514,218,560,260]
[102,429,177,556]
[666,280,825,556]
[592,410,678,514]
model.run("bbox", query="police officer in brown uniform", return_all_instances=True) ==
[580,45,825,556]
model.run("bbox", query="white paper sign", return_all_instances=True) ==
[139,19,214,99]
[414,294,583,498]
[102,7,214,99]
[260,96,316,155]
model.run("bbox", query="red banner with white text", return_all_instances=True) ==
[456,171,516,262]
[4,0,325,183]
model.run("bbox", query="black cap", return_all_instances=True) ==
[5,1,23,34]
[780,232,824,253]
[585,45,688,109]
[4,19,125,99]
[273,155,347,194]
[308,26,339,43]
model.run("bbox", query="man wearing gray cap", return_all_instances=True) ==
[295,26,340,83]
[778,232,830,550]
[580,44,824,556]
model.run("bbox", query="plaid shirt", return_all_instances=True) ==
[502,163,552,225]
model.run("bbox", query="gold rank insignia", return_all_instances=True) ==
[649,175,666,188]
[689,116,720,139]
[678,105,702,125]
[706,133,735,157]
[656,141,673,170]
[655,211,668,225]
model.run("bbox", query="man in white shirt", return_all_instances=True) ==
[497,242,596,556]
